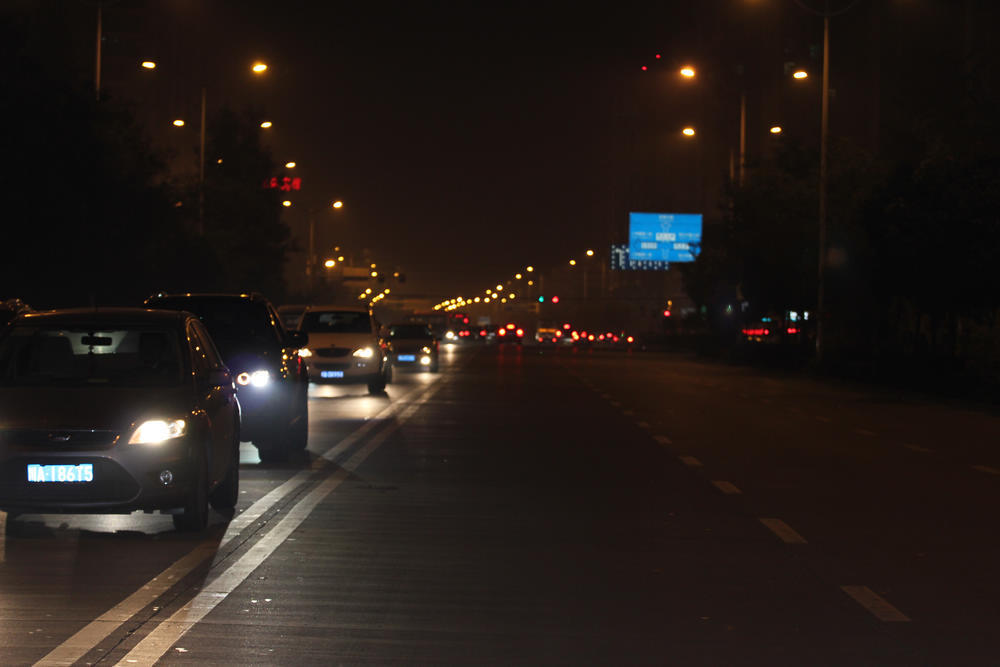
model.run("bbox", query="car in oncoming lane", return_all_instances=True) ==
[386,322,439,372]
[144,293,309,463]
[0,308,240,531]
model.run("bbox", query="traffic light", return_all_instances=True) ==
[551,296,560,304]
[538,296,545,303]
[663,309,671,317]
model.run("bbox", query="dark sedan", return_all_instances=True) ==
[0,308,240,531]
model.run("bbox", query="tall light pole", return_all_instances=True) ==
[794,0,860,363]
[306,200,344,291]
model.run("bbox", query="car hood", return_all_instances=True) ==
[390,338,435,349]
[0,386,193,431]
[305,332,376,350]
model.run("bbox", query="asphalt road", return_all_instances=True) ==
[2,344,1000,665]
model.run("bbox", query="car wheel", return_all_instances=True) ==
[255,432,289,463]
[209,440,239,511]
[173,455,209,532]
[288,388,309,451]
[367,378,386,395]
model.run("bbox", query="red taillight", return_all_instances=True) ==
[612,336,619,343]
[555,330,562,337]
[498,328,506,336]
[626,336,634,343]
[787,327,799,335]
[506,323,515,330]
[764,329,770,336]
[516,329,524,337]
[480,329,487,337]
[563,323,571,330]
[598,334,605,341]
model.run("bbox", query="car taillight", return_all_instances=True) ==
[498,328,506,336]
[516,328,524,337]
[480,329,487,337]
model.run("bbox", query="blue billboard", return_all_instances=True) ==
[628,212,702,263]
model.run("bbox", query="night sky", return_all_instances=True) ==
[58,1,907,300]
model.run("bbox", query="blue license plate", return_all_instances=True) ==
[398,354,416,362]
[27,463,94,483]
[321,370,344,378]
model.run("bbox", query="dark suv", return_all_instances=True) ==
[144,293,309,463]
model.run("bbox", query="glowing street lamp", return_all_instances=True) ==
[252,62,268,74]
[141,61,156,70]
[332,200,343,209]
[680,66,696,78]
[282,200,292,207]
[324,259,336,268]
[260,121,273,129]
[285,161,296,168]
[682,127,696,137]
[569,259,577,266]
[586,249,594,256]
[793,69,809,80]
[770,126,783,134]
[172,119,185,127]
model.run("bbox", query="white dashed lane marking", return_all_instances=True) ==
[654,435,672,446]
[636,422,650,429]
[610,401,622,408]
[855,428,876,437]
[903,444,932,454]
[759,518,808,544]
[678,456,703,467]
[972,465,1000,475]
[622,409,634,416]
[712,481,742,495]
[840,585,911,622]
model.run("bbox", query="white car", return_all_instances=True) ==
[297,305,391,394]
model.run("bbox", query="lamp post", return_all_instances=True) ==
[306,200,344,291]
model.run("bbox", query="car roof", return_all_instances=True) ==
[303,304,371,314]
[15,307,191,327]
[145,292,270,304]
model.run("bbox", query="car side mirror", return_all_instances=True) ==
[207,368,231,388]
[287,330,308,348]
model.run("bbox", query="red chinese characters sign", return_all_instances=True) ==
[263,176,302,192]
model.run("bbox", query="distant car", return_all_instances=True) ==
[297,305,392,394]
[0,308,240,531]
[386,322,439,372]
[535,327,561,345]
[496,323,524,345]
[143,293,309,463]
[276,304,308,331]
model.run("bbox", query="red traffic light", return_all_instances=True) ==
[551,296,560,304]
[663,309,671,317]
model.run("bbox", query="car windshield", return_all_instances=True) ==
[389,324,433,339]
[148,298,278,360]
[301,311,370,334]
[0,325,183,387]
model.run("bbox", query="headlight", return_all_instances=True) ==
[298,347,313,358]
[445,331,456,340]
[420,356,432,365]
[236,370,271,387]
[421,346,432,354]
[352,347,375,359]
[129,419,187,445]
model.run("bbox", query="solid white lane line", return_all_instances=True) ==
[0,511,5,564]
[903,444,932,454]
[712,481,742,495]
[654,435,672,445]
[855,428,876,437]
[678,456,703,467]
[759,518,808,544]
[840,585,910,622]
[972,465,1000,475]
[115,384,435,666]
[35,382,432,667]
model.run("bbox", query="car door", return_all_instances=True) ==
[188,321,236,484]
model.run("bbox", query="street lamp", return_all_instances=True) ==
[770,126,783,134]
[307,200,345,290]
[793,69,809,80]
[679,66,696,78]
[285,161,296,168]
[682,127,696,137]
[141,61,157,70]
